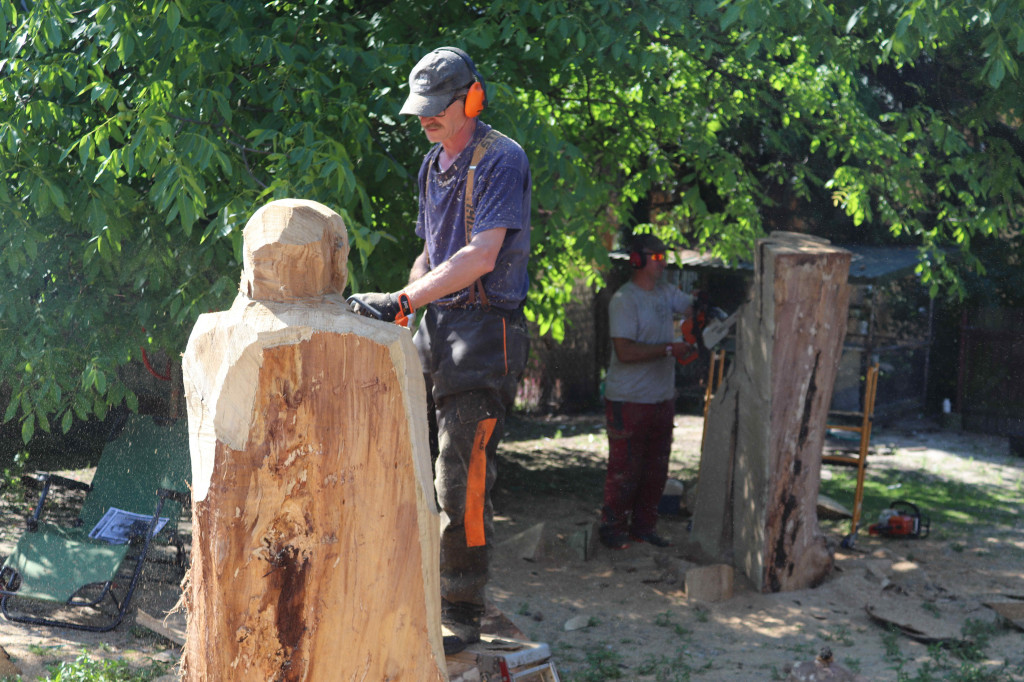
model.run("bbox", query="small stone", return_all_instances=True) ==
[564,615,591,631]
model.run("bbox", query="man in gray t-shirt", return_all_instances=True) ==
[600,234,693,550]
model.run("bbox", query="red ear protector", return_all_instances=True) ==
[438,47,487,118]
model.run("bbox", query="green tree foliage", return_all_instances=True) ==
[2,0,1022,441]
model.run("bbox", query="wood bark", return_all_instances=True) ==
[180,199,446,681]
[690,232,851,592]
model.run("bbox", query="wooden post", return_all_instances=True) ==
[690,232,850,592]
[180,199,446,681]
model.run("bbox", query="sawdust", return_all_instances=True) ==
[1,413,1023,681]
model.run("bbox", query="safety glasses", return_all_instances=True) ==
[433,96,465,117]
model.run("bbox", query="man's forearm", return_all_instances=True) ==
[613,338,693,364]
[403,228,506,310]
[405,246,491,309]
[408,249,430,284]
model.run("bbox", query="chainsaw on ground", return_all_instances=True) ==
[867,500,930,539]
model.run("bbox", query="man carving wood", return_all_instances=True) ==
[180,199,446,681]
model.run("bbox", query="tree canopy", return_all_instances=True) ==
[2,0,1023,442]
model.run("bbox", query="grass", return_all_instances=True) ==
[556,644,625,682]
[820,624,855,646]
[31,651,169,682]
[819,453,1022,536]
[5,646,173,682]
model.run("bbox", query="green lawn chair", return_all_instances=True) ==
[0,414,191,631]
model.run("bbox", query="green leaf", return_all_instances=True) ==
[61,408,74,434]
[167,2,181,31]
[987,59,1005,88]
[21,413,34,443]
[4,394,18,422]
[844,7,864,33]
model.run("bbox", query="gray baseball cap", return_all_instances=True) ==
[400,47,477,117]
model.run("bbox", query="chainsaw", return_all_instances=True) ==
[867,500,930,539]
[678,291,735,365]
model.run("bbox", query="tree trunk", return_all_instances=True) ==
[690,232,851,592]
[180,199,446,681]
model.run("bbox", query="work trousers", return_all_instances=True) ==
[601,399,674,537]
[415,303,528,629]
[433,388,504,626]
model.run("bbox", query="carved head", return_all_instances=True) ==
[240,199,349,301]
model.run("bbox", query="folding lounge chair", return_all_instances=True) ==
[0,414,191,631]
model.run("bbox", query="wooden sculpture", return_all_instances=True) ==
[180,199,446,681]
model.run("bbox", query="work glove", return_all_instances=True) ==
[347,292,400,321]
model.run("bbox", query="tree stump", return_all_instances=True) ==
[690,232,851,592]
[180,199,446,681]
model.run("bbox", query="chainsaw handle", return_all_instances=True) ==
[888,500,920,517]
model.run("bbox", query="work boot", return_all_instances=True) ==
[598,524,631,550]
[441,621,480,655]
[441,599,482,656]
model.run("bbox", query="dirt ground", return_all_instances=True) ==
[2,411,1023,681]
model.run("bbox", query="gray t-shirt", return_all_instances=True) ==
[605,280,693,404]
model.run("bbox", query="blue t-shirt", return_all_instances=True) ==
[415,122,531,309]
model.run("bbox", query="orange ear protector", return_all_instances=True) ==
[464,81,485,118]
[439,47,487,118]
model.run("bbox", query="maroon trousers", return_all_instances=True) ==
[601,399,674,537]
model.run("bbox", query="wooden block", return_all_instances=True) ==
[445,658,482,682]
[817,493,853,520]
[136,609,186,646]
[567,522,599,561]
[483,603,528,640]
[984,601,1024,631]
[685,564,734,602]
[497,522,546,562]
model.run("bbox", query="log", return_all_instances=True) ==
[180,199,446,681]
[690,232,850,592]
